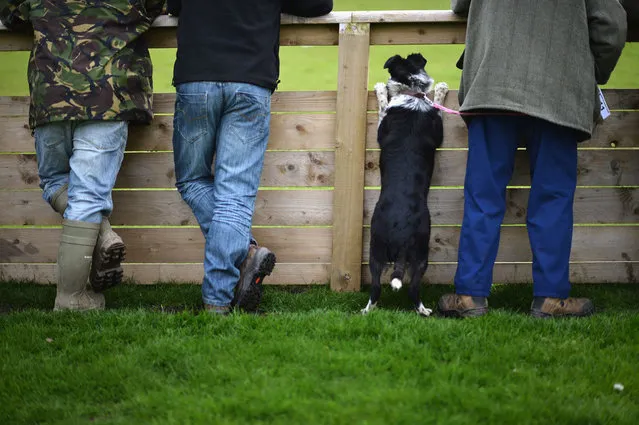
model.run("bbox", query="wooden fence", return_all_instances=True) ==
[0,11,637,290]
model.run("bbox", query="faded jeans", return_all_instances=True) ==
[172,82,271,307]
[34,120,127,223]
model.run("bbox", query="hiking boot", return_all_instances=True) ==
[232,244,276,312]
[54,219,105,311]
[530,297,594,318]
[437,294,488,318]
[89,218,126,292]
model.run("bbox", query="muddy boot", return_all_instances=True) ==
[89,217,126,292]
[530,297,594,318]
[54,219,104,311]
[437,294,489,318]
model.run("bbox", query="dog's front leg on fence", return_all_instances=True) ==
[433,82,449,117]
[374,82,389,125]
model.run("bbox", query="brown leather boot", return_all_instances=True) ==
[530,297,594,318]
[437,294,488,318]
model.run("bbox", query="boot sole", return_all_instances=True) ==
[233,251,276,313]
[90,242,126,292]
[530,306,595,318]
[438,307,488,318]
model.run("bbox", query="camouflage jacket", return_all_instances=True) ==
[0,0,165,129]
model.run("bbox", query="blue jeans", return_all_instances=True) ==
[34,120,127,224]
[172,82,271,307]
[454,115,578,299]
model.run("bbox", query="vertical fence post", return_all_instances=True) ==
[331,22,370,292]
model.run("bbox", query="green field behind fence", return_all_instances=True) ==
[0,0,637,96]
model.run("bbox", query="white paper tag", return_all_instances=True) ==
[597,87,610,120]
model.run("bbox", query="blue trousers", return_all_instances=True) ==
[172,82,271,307]
[34,121,127,223]
[454,115,578,298]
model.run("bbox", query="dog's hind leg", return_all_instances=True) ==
[408,260,432,317]
[362,258,384,315]
[374,82,389,126]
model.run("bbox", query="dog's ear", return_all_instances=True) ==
[407,53,427,69]
[383,55,402,70]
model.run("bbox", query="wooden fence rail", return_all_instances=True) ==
[0,11,637,289]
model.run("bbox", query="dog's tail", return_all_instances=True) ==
[390,262,405,292]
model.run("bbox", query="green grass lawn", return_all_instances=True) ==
[1,283,639,425]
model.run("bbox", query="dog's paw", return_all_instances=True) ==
[433,82,449,104]
[361,300,377,315]
[374,82,388,97]
[416,303,433,317]
[390,278,402,291]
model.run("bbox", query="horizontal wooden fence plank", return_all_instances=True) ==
[363,187,639,225]
[361,262,639,285]
[0,263,331,286]
[0,190,335,226]
[3,149,636,190]
[2,89,634,118]
[0,92,339,117]
[3,89,633,118]
[0,151,335,189]
[3,110,637,152]
[3,187,636,227]
[364,149,639,187]
[370,22,466,45]
[2,226,636,265]
[3,92,636,153]
[0,25,341,51]
[0,228,332,264]
[280,25,339,46]
[365,89,639,111]
[2,261,636,285]
[365,111,639,149]
[1,114,338,153]
[352,11,465,23]
[361,226,638,263]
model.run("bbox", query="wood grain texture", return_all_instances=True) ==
[360,226,638,263]
[1,226,635,264]
[0,190,335,226]
[2,261,636,285]
[3,188,636,227]
[0,151,336,189]
[2,149,636,190]
[0,228,333,264]
[330,23,370,292]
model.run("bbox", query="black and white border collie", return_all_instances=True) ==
[362,53,449,317]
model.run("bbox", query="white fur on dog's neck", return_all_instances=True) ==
[387,94,432,112]
[386,79,432,112]
[386,79,411,99]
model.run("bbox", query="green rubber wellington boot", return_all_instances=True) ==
[53,219,104,311]
[49,185,126,292]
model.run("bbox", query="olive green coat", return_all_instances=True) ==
[452,0,627,140]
